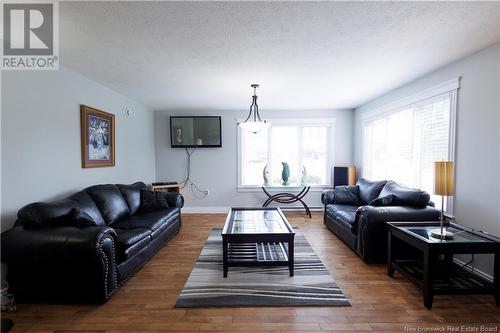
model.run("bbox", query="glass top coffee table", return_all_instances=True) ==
[387,221,500,309]
[221,207,295,278]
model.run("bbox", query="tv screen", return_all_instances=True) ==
[170,116,222,148]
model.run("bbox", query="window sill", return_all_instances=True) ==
[237,185,331,193]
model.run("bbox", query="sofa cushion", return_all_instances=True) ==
[73,209,98,228]
[16,201,74,228]
[86,185,130,224]
[356,178,387,205]
[325,204,358,234]
[68,191,105,225]
[369,194,395,207]
[117,182,147,215]
[120,235,152,262]
[334,185,360,206]
[44,208,97,228]
[43,209,75,227]
[16,191,105,228]
[138,190,169,214]
[114,228,152,262]
[111,209,179,235]
[379,181,430,207]
[321,190,335,205]
[115,227,151,246]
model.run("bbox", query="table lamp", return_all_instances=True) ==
[431,161,454,240]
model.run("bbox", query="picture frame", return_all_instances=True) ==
[80,105,115,168]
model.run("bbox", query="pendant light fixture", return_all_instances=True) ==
[238,84,270,134]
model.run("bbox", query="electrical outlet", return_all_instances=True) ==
[206,189,210,196]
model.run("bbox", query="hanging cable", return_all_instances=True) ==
[179,147,209,199]
[461,254,475,273]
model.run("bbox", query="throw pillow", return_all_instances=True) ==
[356,178,387,205]
[334,185,360,206]
[117,182,147,215]
[368,194,395,207]
[379,180,430,207]
[138,190,169,213]
[73,208,98,227]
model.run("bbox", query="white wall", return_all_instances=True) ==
[354,43,500,276]
[154,109,353,211]
[1,67,156,230]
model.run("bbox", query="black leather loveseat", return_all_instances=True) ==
[1,182,183,303]
[322,178,440,263]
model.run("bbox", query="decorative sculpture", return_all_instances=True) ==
[263,165,270,186]
[301,166,308,186]
[281,162,290,185]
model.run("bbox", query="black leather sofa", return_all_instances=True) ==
[322,178,440,263]
[1,182,184,303]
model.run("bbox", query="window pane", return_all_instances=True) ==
[413,95,450,209]
[372,118,388,180]
[363,92,451,211]
[239,120,333,187]
[386,109,414,185]
[241,130,268,185]
[270,127,300,184]
[302,127,328,184]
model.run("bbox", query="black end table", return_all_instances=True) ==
[221,207,295,278]
[387,222,500,309]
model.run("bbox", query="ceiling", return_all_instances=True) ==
[60,1,500,111]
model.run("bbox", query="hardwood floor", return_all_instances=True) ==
[4,212,500,333]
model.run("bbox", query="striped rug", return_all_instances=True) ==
[175,228,350,307]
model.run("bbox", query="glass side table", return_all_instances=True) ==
[387,221,500,309]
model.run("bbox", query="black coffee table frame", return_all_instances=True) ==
[221,207,295,278]
[261,186,311,218]
[387,221,500,309]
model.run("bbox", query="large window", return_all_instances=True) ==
[238,119,334,188]
[363,84,457,212]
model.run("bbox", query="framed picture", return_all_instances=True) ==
[80,105,115,168]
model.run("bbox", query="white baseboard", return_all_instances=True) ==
[280,206,323,212]
[181,206,324,214]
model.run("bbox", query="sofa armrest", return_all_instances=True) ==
[321,189,335,205]
[1,226,118,303]
[165,192,184,208]
[356,205,440,263]
[1,225,116,264]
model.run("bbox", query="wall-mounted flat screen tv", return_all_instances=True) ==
[170,116,222,148]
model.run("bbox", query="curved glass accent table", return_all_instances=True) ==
[261,185,311,218]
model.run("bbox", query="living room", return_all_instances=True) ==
[1,1,499,332]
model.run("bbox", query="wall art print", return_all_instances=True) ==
[80,105,115,168]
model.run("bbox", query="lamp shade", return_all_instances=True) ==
[434,161,454,196]
[239,120,270,134]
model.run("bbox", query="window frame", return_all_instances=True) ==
[361,78,459,215]
[237,118,336,192]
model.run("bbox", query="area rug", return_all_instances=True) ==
[175,228,350,307]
